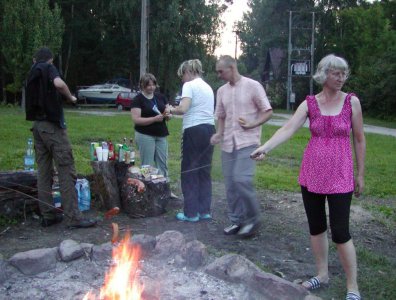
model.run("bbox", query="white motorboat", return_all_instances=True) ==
[77,83,131,104]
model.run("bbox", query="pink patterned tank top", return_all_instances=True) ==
[298,93,355,194]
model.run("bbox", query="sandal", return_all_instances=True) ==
[302,276,322,290]
[346,291,361,300]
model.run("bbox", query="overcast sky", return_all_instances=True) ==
[215,0,250,58]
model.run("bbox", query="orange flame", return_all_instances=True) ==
[83,233,143,300]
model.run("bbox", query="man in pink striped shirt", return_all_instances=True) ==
[211,55,273,237]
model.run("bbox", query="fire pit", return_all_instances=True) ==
[0,231,315,300]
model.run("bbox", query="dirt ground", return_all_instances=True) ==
[0,181,395,300]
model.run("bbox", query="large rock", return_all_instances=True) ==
[81,242,94,256]
[8,247,58,275]
[92,242,113,261]
[182,240,208,268]
[131,234,156,257]
[154,230,185,258]
[58,239,84,262]
[205,254,309,300]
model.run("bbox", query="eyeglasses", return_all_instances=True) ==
[328,69,348,79]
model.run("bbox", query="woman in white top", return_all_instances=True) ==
[169,59,215,222]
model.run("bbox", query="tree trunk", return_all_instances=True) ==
[120,173,170,218]
[90,161,121,210]
[0,54,6,103]
[64,4,74,80]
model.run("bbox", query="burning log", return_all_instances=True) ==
[83,233,143,300]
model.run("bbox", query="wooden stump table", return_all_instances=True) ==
[90,161,171,217]
[120,174,171,218]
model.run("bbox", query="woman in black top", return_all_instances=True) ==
[131,73,170,177]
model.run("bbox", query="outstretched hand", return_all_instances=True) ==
[250,146,267,161]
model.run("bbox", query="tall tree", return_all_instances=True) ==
[56,0,228,96]
[0,0,64,98]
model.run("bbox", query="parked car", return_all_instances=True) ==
[77,84,131,105]
[115,91,138,110]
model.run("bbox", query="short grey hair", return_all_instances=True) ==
[313,54,350,85]
[217,55,237,67]
[177,59,204,77]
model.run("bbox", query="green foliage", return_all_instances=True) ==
[237,0,396,118]
[330,4,396,119]
[0,0,64,93]
[56,0,228,96]
[0,215,18,227]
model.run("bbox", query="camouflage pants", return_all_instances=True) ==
[32,121,83,223]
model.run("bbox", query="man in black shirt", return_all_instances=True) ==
[26,47,96,228]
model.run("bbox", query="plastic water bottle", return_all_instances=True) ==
[76,178,91,211]
[24,138,35,171]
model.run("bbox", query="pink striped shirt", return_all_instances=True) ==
[215,76,272,153]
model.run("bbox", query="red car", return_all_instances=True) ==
[115,91,138,110]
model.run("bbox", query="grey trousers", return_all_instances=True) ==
[135,131,168,177]
[32,121,83,223]
[221,145,260,225]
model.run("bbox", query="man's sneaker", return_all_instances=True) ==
[40,214,63,227]
[198,213,212,220]
[176,212,199,222]
[237,222,260,237]
[67,218,97,229]
[223,224,241,235]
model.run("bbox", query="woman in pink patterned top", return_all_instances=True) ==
[251,54,365,300]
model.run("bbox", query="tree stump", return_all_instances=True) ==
[90,161,121,210]
[0,171,39,218]
[120,174,171,218]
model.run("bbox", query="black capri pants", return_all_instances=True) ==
[301,186,353,244]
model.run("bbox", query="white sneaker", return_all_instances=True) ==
[223,224,241,235]
[237,223,260,237]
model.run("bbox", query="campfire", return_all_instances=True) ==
[2,230,311,300]
[83,233,143,300]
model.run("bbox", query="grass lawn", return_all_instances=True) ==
[1,105,395,199]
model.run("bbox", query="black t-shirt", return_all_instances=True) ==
[131,92,169,137]
[26,62,66,128]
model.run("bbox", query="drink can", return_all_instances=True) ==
[52,191,62,208]
[90,142,100,161]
